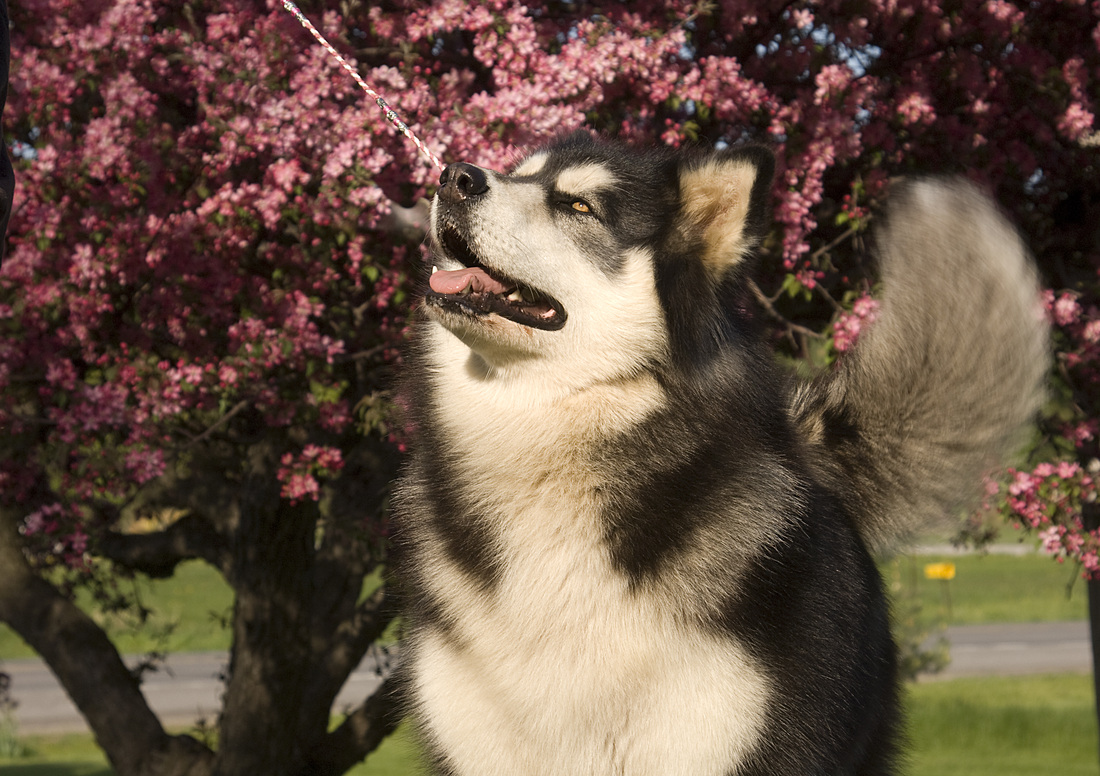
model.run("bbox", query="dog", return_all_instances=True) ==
[392,132,1048,775]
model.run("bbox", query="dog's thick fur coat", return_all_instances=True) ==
[393,134,1048,775]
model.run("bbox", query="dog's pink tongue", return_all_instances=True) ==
[430,267,511,295]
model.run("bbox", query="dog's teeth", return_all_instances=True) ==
[507,290,524,303]
[431,265,439,275]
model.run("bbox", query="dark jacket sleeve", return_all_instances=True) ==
[0,0,14,266]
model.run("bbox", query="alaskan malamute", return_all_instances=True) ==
[394,133,1048,775]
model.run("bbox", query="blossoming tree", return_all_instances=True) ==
[0,0,1096,774]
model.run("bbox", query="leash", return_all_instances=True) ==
[280,0,446,172]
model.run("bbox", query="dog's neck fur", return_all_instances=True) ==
[422,320,667,475]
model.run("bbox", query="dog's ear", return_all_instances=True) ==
[675,147,774,278]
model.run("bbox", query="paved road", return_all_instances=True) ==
[2,623,1092,734]
[922,621,1092,681]
[3,648,394,735]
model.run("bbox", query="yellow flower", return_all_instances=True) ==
[924,562,957,581]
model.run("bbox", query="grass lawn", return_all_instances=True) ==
[0,722,427,776]
[907,673,1098,775]
[883,551,1087,625]
[0,561,235,660]
[1,674,1096,775]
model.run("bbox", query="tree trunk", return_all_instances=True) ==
[0,509,214,776]
[214,483,318,776]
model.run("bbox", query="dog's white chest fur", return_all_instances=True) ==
[408,332,771,776]
[413,537,770,776]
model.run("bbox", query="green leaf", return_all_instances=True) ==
[310,379,346,405]
[780,273,811,302]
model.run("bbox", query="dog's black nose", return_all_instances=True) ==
[438,163,489,203]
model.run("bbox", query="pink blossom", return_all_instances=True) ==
[281,471,320,503]
[1082,315,1100,344]
[1039,525,1063,555]
[1008,469,1035,495]
[790,8,814,29]
[984,0,1025,26]
[814,65,852,106]
[1050,292,1082,326]
[46,360,78,391]
[23,504,64,537]
[206,13,240,43]
[1066,420,1098,446]
[277,445,345,503]
[1005,461,1100,578]
[125,447,167,484]
[833,295,881,353]
[1058,103,1095,142]
[218,364,239,386]
[1033,462,1056,479]
[67,527,89,556]
[269,158,309,192]
[896,92,936,126]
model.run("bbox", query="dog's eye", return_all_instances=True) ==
[555,195,597,218]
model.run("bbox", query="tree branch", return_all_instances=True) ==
[98,513,230,579]
[299,583,399,737]
[809,223,863,265]
[183,399,250,450]
[748,278,827,341]
[302,671,405,776]
[0,510,214,776]
[328,585,398,680]
[814,282,846,314]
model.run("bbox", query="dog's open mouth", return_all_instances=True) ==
[426,225,567,331]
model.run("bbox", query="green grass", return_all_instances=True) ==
[0,560,235,660]
[0,563,397,661]
[0,764,112,776]
[0,723,426,776]
[0,731,115,775]
[347,725,429,776]
[2,676,1096,775]
[884,552,1087,625]
[907,674,1098,775]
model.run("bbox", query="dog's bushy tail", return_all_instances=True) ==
[790,179,1049,548]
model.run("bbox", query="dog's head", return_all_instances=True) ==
[423,133,774,381]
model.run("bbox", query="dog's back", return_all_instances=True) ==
[394,135,1047,775]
